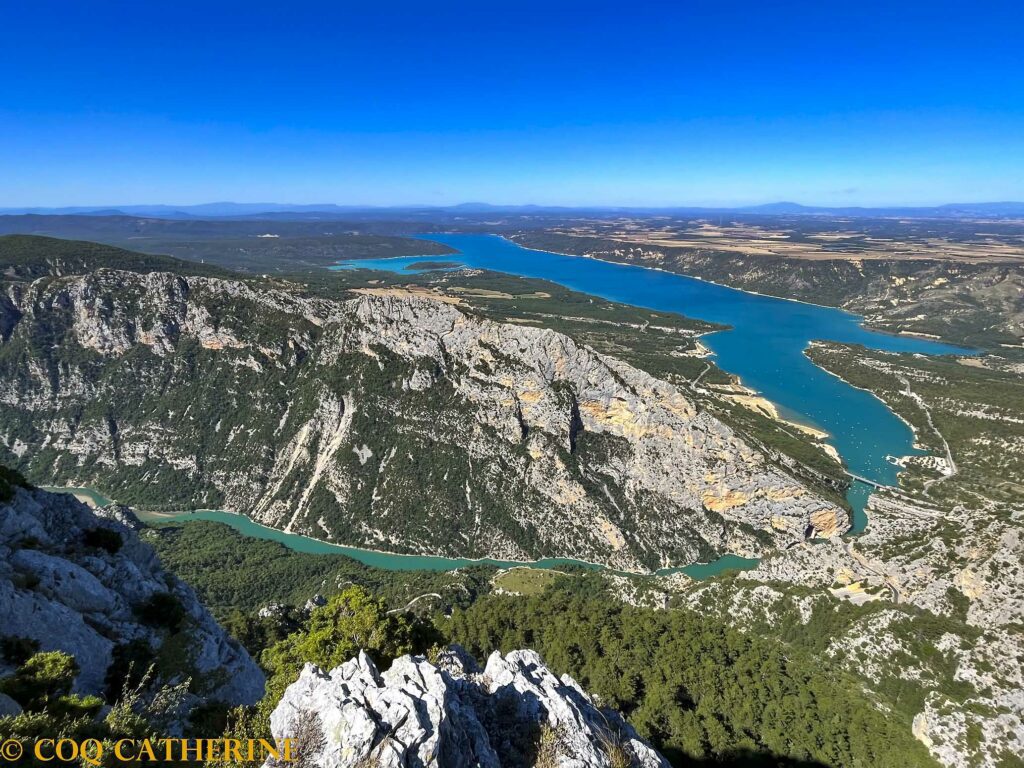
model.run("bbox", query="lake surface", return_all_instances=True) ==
[335,233,967,532]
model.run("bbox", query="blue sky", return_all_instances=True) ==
[2,1,1022,207]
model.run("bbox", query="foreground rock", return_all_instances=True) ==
[268,646,668,768]
[0,485,264,707]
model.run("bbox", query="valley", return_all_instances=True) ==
[0,235,849,572]
[1,220,1022,768]
[5,6,1022,766]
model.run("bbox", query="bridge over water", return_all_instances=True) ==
[845,472,892,490]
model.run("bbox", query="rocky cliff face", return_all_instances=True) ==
[0,484,264,707]
[268,645,668,768]
[0,268,847,571]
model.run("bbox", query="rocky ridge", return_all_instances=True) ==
[672,488,1024,768]
[267,645,669,768]
[0,484,264,708]
[0,268,847,571]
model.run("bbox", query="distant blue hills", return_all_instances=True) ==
[2,201,1023,220]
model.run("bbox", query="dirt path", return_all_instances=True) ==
[842,539,902,603]
[898,375,957,492]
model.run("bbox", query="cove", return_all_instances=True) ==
[334,233,968,532]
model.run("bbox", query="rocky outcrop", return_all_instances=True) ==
[267,645,668,768]
[0,485,264,706]
[682,483,1024,768]
[0,268,848,571]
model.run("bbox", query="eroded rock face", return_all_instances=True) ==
[681,486,1024,768]
[267,646,668,768]
[0,486,264,706]
[0,270,848,571]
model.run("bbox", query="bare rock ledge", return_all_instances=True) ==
[267,645,669,768]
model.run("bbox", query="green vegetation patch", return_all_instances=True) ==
[443,588,939,768]
[0,234,233,280]
[0,464,31,502]
[146,520,496,623]
[492,567,563,596]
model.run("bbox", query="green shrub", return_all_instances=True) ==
[49,693,103,720]
[221,586,426,751]
[83,526,123,554]
[135,592,186,631]
[188,701,231,737]
[261,586,419,704]
[0,709,92,741]
[0,464,31,503]
[105,639,156,701]
[0,651,77,710]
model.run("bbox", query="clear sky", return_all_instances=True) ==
[2,0,1022,207]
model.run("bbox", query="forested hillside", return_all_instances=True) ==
[0,234,233,280]
[148,516,941,767]
[443,590,938,767]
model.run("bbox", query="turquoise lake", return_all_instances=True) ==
[335,233,968,532]
[129,509,757,579]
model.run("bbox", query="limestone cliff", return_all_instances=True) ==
[0,269,848,571]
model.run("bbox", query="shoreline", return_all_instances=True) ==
[499,233,977,350]
[803,342,928,448]
[800,342,930,501]
[40,486,756,579]
[355,233,973,354]
[140,507,755,578]
[706,382,832,440]
[500,233,864,314]
[141,506,617,571]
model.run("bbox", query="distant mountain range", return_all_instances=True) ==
[0,202,369,218]
[733,201,1024,218]
[2,201,1024,220]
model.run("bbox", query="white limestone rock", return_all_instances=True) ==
[267,646,669,768]
[0,486,264,708]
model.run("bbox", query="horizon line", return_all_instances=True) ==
[3,199,1024,213]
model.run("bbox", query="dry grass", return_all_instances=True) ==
[549,221,1024,264]
[534,724,564,768]
[596,726,634,768]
